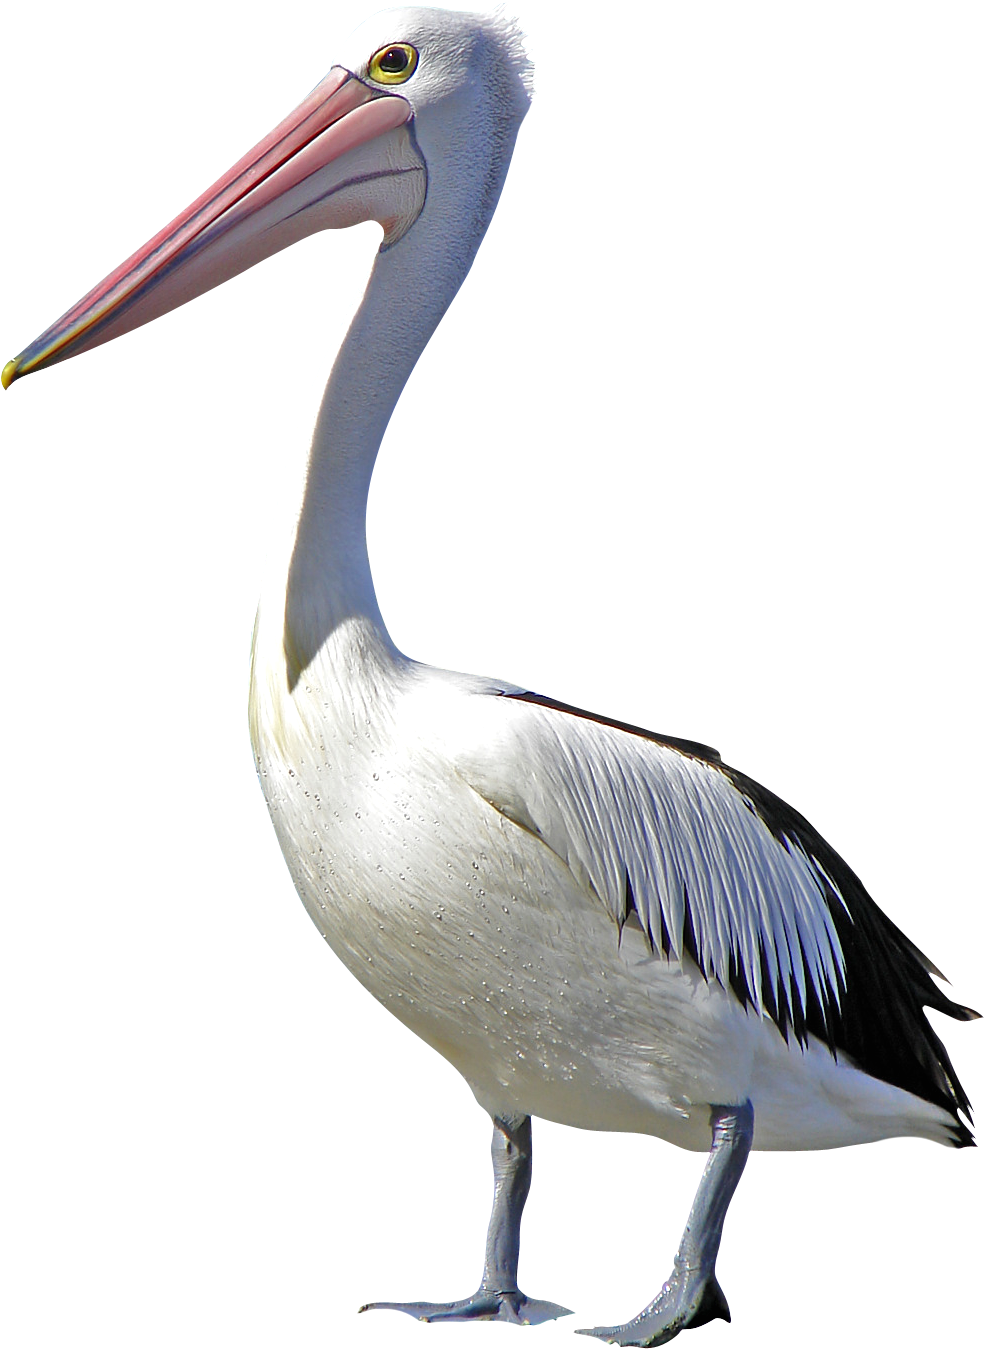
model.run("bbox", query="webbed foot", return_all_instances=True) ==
[576,1270,730,1346]
[361,1288,572,1325]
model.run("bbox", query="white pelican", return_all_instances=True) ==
[3,7,978,1345]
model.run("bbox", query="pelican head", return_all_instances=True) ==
[2,6,532,390]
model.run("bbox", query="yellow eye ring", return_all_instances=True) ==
[367,43,419,85]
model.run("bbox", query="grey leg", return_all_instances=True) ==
[578,1101,754,1347]
[360,1113,572,1325]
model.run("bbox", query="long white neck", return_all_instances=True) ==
[282,115,521,685]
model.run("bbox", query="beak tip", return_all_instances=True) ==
[1,358,19,391]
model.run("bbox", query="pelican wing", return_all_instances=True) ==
[456,686,975,1132]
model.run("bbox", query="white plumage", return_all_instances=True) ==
[249,610,967,1155]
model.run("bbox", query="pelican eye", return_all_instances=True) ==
[367,43,419,85]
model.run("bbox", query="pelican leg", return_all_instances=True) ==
[578,1101,754,1347]
[360,1113,572,1325]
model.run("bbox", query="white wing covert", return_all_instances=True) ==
[462,691,848,1041]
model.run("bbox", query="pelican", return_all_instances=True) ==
[3,7,977,1345]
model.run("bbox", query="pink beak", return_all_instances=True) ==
[3,68,418,389]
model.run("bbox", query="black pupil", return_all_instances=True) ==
[379,47,409,74]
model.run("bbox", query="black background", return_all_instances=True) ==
[5,5,977,1343]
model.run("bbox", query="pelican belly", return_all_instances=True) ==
[251,666,750,1149]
